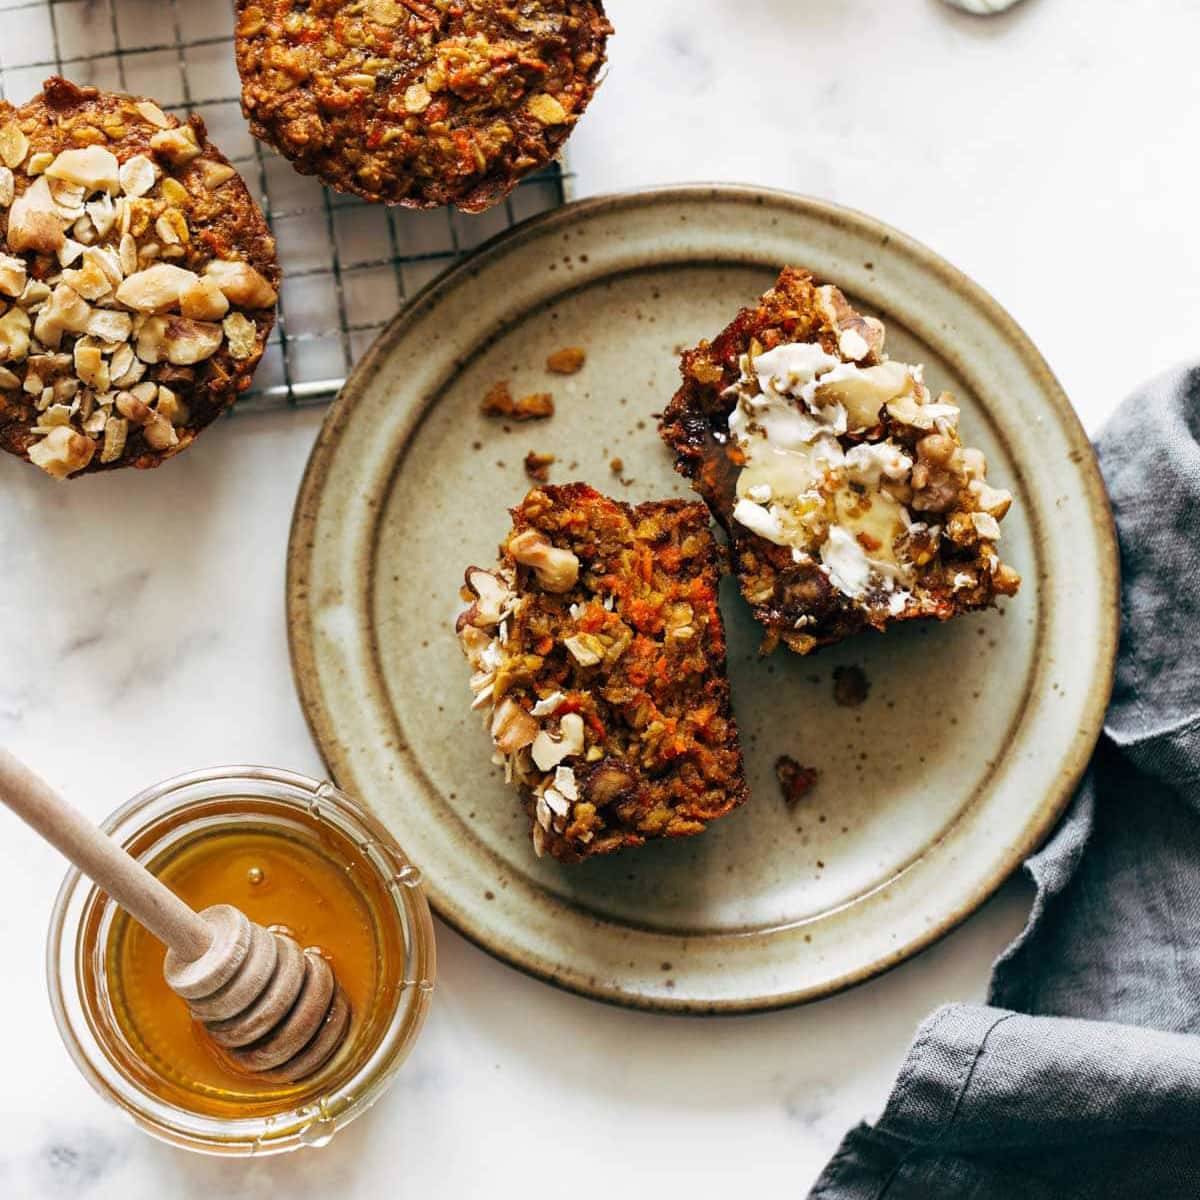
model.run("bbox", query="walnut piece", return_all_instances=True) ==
[45,147,120,194]
[222,311,257,359]
[0,305,31,362]
[149,125,201,166]
[531,713,585,771]
[28,425,95,479]
[115,263,199,313]
[204,259,278,308]
[0,123,29,169]
[180,277,229,321]
[460,567,513,627]
[0,253,27,298]
[118,154,157,198]
[508,530,580,593]
[492,698,539,755]
[162,317,223,365]
[7,176,66,255]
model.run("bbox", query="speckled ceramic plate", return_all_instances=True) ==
[287,186,1117,1013]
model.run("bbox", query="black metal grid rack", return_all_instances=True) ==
[0,0,567,410]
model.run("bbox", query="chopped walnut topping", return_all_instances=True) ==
[118,154,157,198]
[162,317,223,365]
[0,306,31,362]
[0,253,27,298]
[508,530,580,593]
[99,415,128,463]
[179,277,229,321]
[203,259,277,308]
[149,124,201,166]
[115,263,199,313]
[28,424,95,478]
[45,146,120,193]
[531,713,585,771]
[7,176,66,255]
[0,123,29,170]
[197,159,236,191]
[460,567,513,628]
[563,633,604,666]
[222,311,257,359]
[492,698,539,756]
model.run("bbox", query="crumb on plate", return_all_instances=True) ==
[775,756,819,808]
[481,381,555,421]
[833,665,870,707]
[524,449,555,482]
[547,346,586,375]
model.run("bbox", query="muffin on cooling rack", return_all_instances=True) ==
[234,0,612,213]
[0,78,279,479]
[457,485,747,864]
[660,268,1021,655]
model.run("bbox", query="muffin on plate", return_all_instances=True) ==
[0,78,279,479]
[660,267,1020,655]
[234,0,612,212]
[457,485,747,863]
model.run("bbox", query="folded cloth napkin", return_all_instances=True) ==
[809,364,1200,1199]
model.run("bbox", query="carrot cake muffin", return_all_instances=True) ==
[235,0,612,213]
[0,78,279,479]
[456,484,747,863]
[660,268,1020,654]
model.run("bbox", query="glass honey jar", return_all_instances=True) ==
[47,766,435,1156]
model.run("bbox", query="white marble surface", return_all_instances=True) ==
[2,0,1198,1195]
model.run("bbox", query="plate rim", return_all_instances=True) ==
[286,183,1119,1014]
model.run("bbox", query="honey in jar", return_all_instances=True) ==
[78,788,416,1123]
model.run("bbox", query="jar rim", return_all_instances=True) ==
[46,765,436,1157]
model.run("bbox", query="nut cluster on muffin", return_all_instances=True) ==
[234,0,613,212]
[0,78,279,479]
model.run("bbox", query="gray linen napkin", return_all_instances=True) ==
[810,364,1200,1199]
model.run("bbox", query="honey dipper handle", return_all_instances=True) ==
[0,749,212,961]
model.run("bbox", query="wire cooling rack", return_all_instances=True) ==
[0,0,568,411]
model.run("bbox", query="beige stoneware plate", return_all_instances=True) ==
[288,186,1117,1014]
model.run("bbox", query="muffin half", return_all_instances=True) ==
[660,268,1020,654]
[457,485,747,863]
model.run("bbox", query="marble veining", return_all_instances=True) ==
[1,0,1198,1196]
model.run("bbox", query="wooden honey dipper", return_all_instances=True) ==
[0,750,350,1083]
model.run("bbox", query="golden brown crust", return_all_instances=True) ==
[660,268,1021,654]
[457,484,747,863]
[0,78,279,477]
[234,0,612,212]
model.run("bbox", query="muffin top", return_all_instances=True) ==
[0,78,279,479]
[235,0,612,212]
